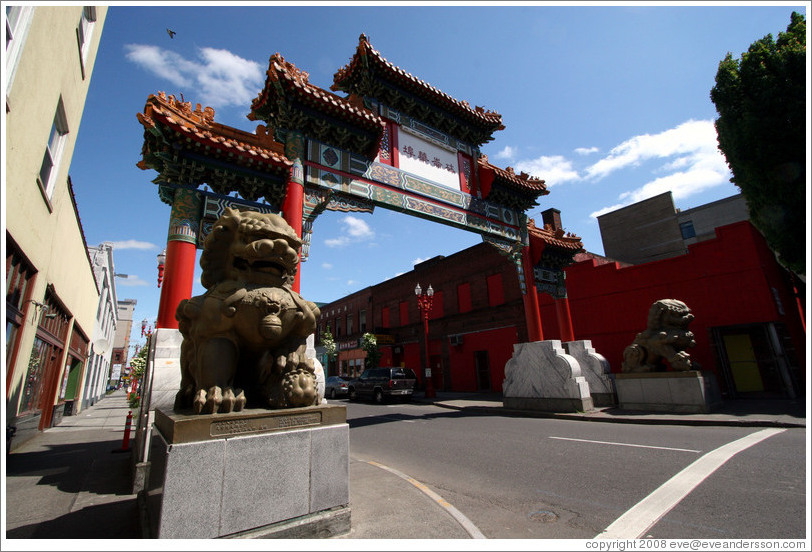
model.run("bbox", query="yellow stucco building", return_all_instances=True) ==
[5,6,108,449]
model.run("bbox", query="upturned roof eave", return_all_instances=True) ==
[332,34,505,133]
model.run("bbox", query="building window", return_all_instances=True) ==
[359,310,366,333]
[6,239,37,374]
[430,291,444,320]
[38,99,69,201]
[5,5,34,92]
[457,282,472,314]
[486,273,504,307]
[399,301,409,326]
[680,221,696,240]
[76,7,96,78]
[346,313,353,336]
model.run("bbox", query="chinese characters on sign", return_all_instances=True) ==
[401,145,457,174]
[397,128,460,190]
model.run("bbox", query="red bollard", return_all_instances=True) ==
[121,410,133,451]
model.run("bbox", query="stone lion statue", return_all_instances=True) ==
[621,299,696,373]
[174,208,321,414]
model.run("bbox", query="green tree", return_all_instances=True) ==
[361,332,382,370]
[710,11,806,275]
[320,326,337,361]
[128,345,148,408]
[129,345,148,381]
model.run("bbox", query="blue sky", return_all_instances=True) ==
[63,2,806,351]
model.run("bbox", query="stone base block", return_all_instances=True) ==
[228,505,350,539]
[615,371,722,414]
[502,340,594,413]
[591,393,618,408]
[504,396,593,413]
[564,340,616,407]
[143,404,350,539]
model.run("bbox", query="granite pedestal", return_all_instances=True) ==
[143,404,350,539]
[564,340,616,407]
[614,371,722,414]
[502,340,594,412]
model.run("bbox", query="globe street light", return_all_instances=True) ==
[157,249,167,288]
[415,283,436,398]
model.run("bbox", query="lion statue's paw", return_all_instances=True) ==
[193,386,246,414]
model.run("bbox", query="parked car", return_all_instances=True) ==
[325,376,352,399]
[348,367,417,403]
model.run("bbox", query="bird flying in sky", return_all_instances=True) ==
[166,28,176,39]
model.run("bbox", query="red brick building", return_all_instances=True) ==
[318,210,584,393]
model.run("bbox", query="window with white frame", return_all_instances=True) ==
[38,99,69,201]
[76,6,96,78]
[5,5,35,93]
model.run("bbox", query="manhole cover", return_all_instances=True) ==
[528,510,558,523]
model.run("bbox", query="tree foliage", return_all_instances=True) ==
[320,326,337,360]
[361,333,382,370]
[710,11,806,275]
[129,344,148,380]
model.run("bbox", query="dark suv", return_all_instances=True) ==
[348,367,418,403]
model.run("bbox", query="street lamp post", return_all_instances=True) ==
[141,318,155,338]
[415,283,436,399]
[157,249,167,288]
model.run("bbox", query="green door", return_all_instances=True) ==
[722,334,763,393]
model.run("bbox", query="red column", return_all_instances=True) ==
[521,246,544,342]
[555,296,575,342]
[156,188,201,329]
[156,240,197,329]
[282,159,304,294]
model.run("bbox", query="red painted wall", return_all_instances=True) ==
[445,326,518,392]
[403,342,422,383]
[563,222,806,388]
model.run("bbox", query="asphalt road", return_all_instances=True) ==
[337,398,807,540]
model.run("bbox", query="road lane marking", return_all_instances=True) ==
[595,428,786,539]
[365,460,487,539]
[549,436,701,453]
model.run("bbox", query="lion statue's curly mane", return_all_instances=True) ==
[621,299,696,373]
[174,208,321,414]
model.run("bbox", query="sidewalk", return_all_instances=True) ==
[4,389,806,541]
[4,389,140,539]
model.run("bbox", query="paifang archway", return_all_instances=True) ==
[136,34,583,340]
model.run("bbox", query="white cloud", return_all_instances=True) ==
[343,216,374,239]
[584,119,720,181]
[590,164,731,220]
[619,166,729,204]
[124,44,263,108]
[590,203,628,219]
[110,239,156,250]
[115,275,149,287]
[346,280,359,286]
[494,146,517,160]
[412,257,430,266]
[515,155,580,187]
[324,216,375,248]
[123,45,193,87]
[574,146,599,156]
[589,120,732,219]
[321,262,334,270]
